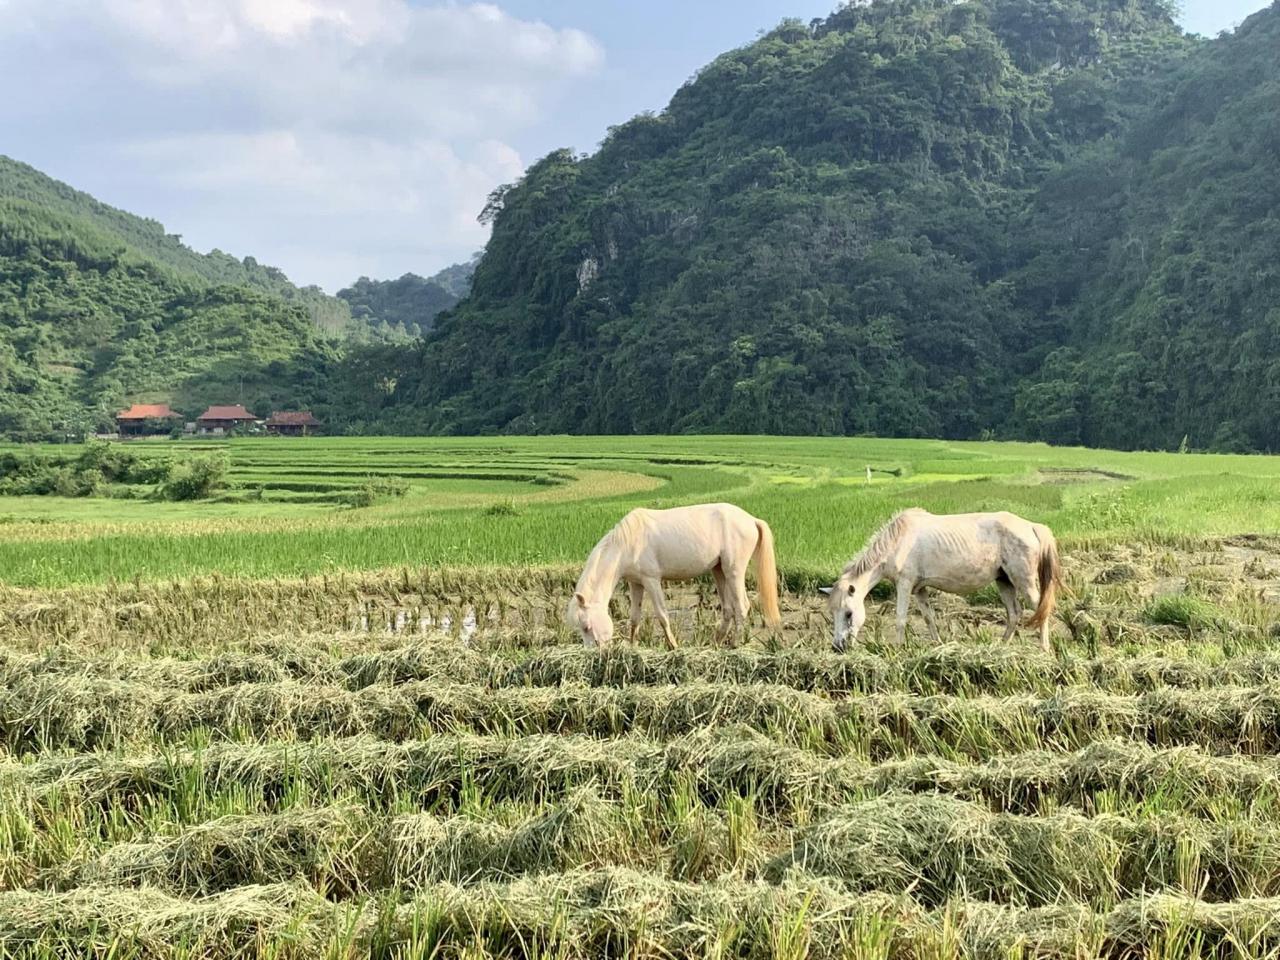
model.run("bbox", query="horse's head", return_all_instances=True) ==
[820,578,866,652]
[567,591,614,648]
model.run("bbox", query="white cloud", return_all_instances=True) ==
[0,0,602,289]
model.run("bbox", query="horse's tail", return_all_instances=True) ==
[1027,523,1060,630]
[753,518,782,628]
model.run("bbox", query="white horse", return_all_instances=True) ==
[567,503,781,648]
[822,508,1060,652]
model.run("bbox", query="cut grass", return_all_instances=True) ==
[1146,596,1226,631]
[15,675,1280,761]
[13,875,1280,960]
[0,450,1275,960]
[6,730,1280,823]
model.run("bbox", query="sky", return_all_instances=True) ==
[0,0,1270,293]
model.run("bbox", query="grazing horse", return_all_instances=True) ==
[822,508,1060,652]
[566,503,781,648]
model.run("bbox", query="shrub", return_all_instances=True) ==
[0,443,172,497]
[157,454,229,501]
[347,477,410,508]
[76,440,171,484]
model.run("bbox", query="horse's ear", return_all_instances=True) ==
[574,592,587,606]
[818,586,832,596]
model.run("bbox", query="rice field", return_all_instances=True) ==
[1,435,1280,587]
[0,533,1276,956]
[1,437,1280,957]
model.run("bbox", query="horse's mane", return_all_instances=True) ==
[839,508,926,582]
[609,509,647,549]
[577,511,641,578]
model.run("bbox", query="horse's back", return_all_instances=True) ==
[634,502,754,522]
[900,510,1042,586]
[630,502,757,537]
[920,510,1040,542]
[622,502,755,578]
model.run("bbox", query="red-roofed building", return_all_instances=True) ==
[264,411,322,437]
[116,403,182,437]
[196,404,258,434]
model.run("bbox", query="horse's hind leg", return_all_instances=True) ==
[997,574,1020,643]
[642,577,678,650]
[711,564,731,643]
[727,570,751,646]
[913,587,940,643]
[894,580,913,644]
[628,581,646,643]
[1024,583,1044,650]
[1025,580,1050,653]
[1011,568,1048,653]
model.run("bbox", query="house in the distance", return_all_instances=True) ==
[196,404,258,435]
[264,411,322,437]
[116,403,182,437]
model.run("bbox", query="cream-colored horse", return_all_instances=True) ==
[567,503,781,648]
[822,508,1060,651]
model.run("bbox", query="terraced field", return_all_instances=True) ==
[2,437,1280,956]
[2,435,1280,586]
[0,531,1279,958]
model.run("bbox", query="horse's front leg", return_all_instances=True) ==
[894,580,913,644]
[628,581,646,643]
[913,588,940,644]
[643,578,678,650]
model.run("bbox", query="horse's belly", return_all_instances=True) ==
[923,570,996,593]
[643,545,720,580]
[914,552,1001,594]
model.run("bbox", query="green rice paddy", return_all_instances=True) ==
[0,435,1278,587]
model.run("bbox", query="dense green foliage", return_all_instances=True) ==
[4,1,1277,448]
[337,255,479,339]
[337,275,459,340]
[426,253,481,299]
[0,441,171,496]
[0,157,358,439]
[390,0,1278,450]
[1013,4,1280,450]
[157,452,228,501]
[0,157,486,439]
[0,158,352,331]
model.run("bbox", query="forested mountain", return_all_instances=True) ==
[383,0,1280,451]
[0,159,353,333]
[0,154,470,438]
[427,255,482,300]
[336,255,479,339]
[4,0,1277,448]
[0,157,354,437]
[1012,3,1280,451]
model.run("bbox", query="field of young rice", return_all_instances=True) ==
[2,435,1280,587]
[2,525,1280,958]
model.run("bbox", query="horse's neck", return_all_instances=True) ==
[852,562,884,596]
[576,533,624,601]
